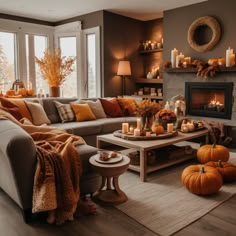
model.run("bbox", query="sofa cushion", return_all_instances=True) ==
[41,98,77,123]
[25,101,51,126]
[75,144,98,175]
[0,97,32,121]
[0,105,23,120]
[99,98,123,117]
[54,101,75,123]
[71,103,96,122]
[49,120,103,136]
[79,99,107,119]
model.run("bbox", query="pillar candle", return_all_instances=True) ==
[146,131,151,137]
[184,57,191,65]
[171,48,178,68]
[230,53,235,66]
[226,47,232,67]
[137,118,142,130]
[167,123,174,133]
[129,126,134,134]
[122,123,129,134]
[176,53,184,68]
[134,128,141,136]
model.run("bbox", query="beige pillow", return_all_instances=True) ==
[54,101,75,123]
[25,101,51,126]
[79,99,106,119]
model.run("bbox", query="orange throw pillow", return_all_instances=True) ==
[117,98,136,116]
[0,105,23,120]
[99,98,123,117]
[0,97,32,122]
[71,103,96,122]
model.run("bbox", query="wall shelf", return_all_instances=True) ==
[139,48,163,54]
[131,94,163,99]
[136,78,163,84]
[165,66,236,73]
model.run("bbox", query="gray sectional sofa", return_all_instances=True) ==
[0,97,136,222]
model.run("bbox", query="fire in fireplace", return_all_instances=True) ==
[185,82,234,119]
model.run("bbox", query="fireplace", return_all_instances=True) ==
[185,82,234,119]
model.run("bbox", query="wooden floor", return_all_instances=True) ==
[0,185,236,236]
[1,150,236,236]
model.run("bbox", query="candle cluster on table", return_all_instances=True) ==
[181,120,195,133]
[170,48,191,68]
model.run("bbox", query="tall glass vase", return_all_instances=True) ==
[142,115,154,131]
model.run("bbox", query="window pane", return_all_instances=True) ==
[59,37,77,97]
[26,34,48,94]
[0,32,17,93]
[87,34,96,98]
[34,35,48,94]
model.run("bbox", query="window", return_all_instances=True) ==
[0,31,17,93]
[25,34,48,94]
[82,27,101,98]
[59,36,77,97]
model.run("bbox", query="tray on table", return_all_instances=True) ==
[113,130,178,141]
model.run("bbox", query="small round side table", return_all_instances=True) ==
[89,154,130,206]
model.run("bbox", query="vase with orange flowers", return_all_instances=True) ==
[135,99,162,131]
[35,48,76,97]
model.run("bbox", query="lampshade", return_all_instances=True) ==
[117,61,131,76]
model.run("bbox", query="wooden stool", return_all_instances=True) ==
[89,154,130,206]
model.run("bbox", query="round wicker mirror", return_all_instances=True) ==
[187,16,221,52]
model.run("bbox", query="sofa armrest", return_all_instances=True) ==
[0,120,37,209]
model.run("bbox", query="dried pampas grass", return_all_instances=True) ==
[35,48,76,87]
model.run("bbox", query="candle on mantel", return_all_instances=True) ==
[122,123,129,134]
[137,118,142,130]
[184,57,191,65]
[171,48,178,68]
[176,52,185,68]
[226,47,233,67]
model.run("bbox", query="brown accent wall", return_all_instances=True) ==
[103,11,144,97]
[163,0,236,121]
[0,13,53,26]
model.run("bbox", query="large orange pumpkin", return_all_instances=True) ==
[205,160,236,183]
[197,144,229,164]
[181,165,223,195]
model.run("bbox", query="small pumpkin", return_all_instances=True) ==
[181,165,223,195]
[205,160,236,183]
[197,143,230,164]
[151,123,164,135]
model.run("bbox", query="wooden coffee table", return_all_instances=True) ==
[89,154,130,206]
[97,129,209,182]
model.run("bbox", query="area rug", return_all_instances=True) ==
[116,152,236,236]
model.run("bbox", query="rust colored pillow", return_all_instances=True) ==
[0,105,23,120]
[0,97,32,121]
[99,98,123,117]
[117,98,136,116]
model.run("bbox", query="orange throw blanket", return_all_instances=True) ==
[0,110,85,224]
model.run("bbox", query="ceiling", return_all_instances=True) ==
[0,0,207,22]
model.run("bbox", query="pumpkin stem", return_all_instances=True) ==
[218,160,223,168]
[212,143,217,148]
[200,165,205,173]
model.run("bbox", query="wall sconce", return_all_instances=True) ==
[117,60,131,95]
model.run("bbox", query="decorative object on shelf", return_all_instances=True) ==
[176,52,185,68]
[171,48,178,68]
[11,79,25,92]
[35,48,76,97]
[139,38,163,52]
[187,16,221,52]
[226,47,235,67]
[155,109,177,130]
[117,60,131,95]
